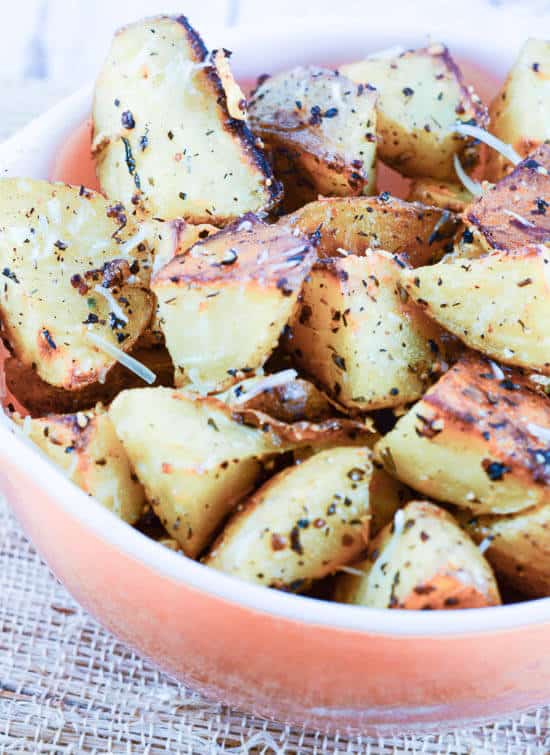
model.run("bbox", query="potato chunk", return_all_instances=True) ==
[153,215,316,392]
[0,179,154,390]
[460,503,550,598]
[282,194,459,266]
[341,44,487,180]
[407,180,473,213]
[248,67,377,211]
[403,245,550,374]
[466,145,550,252]
[17,408,145,524]
[334,501,500,609]
[93,16,281,224]
[109,387,371,556]
[286,252,447,411]
[205,447,372,589]
[485,39,550,181]
[375,355,550,515]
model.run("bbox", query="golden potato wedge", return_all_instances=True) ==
[153,215,316,392]
[0,179,155,390]
[369,466,409,537]
[5,335,174,417]
[286,252,448,411]
[205,447,372,589]
[283,194,460,266]
[16,407,145,524]
[459,503,550,598]
[485,39,550,182]
[466,145,550,252]
[152,219,219,275]
[403,244,550,374]
[93,16,281,224]
[407,179,473,213]
[334,501,500,609]
[340,44,488,180]
[375,355,550,515]
[248,66,377,211]
[109,387,372,557]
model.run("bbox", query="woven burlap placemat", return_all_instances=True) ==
[0,496,548,754]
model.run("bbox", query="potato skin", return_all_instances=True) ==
[466,145,550,252]
[459,504,550,598]
[18,408,145,524]
[205,447,372,589]
[248,67,377,211]
[485,39,550,182]
[375,355,550,515]
[0,179,154,390]
[341,44,488,180]
[403,245,550,374]
[93,16,281,224]
[153,215,316,392]
[283,195,460,267]
[334,501,500,609]
[286,252,448,411]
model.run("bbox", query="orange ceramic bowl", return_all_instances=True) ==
[0,15,549,735]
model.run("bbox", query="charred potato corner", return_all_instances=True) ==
[4,14,550,610]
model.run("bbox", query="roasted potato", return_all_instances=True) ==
[153,215,316,392]
[334,501,501,609]
[282,194,460,266]
[152,219,219,275]
[459,503,550,598]
[5,333,174,416]
[375,355,550,515]
[205,447,372,588]
[109,387,372,556]
[466,145,550,252]
[0,179,154,390]
[407,179,473,213]
[286,251,448,411]
[340,44,488,180]
[93,16,281,224]
[403,244,550,374]
[16,407,145,524]
[248,66,377,211]
[485,39,550,182]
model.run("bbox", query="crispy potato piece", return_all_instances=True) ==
[248,66,377,211]
[93,16,281,224]
[16,407,145,524]
[152,219,219,274]
[334,501,500,609]
[221,374,336,422]
[407,179,473,213]
[375,355,550,515]
[340,44,488,180]
[403,244,550,374]
[283,195,459,266]
[466,145,550,252]
[286,252,448,411]
[205,447,372,589]
[0,179,154,390]
[109,387,372,556]
[369,467,409,537]
[485,39,550,182]
[153,215,316,392]
[459,503,550,598]
[5,336,174,417]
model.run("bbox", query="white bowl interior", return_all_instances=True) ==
[0,15,548,637]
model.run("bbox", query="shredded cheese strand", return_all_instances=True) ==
[452,123,522,166]
[87,332,156,385]
[230,369,298,404]
[453,154,483,197]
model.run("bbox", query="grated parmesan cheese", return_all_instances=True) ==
[453,154,483,197]
[452,123,522,166]
[87,332,156,385]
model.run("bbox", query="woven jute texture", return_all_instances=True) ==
[0,496,549,755]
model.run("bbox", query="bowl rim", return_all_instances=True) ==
[0,13,549,639]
